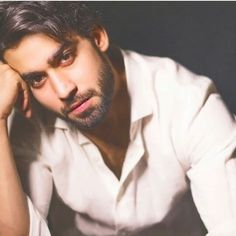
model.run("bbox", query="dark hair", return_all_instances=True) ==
[0,1,101,59]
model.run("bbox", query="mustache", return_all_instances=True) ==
[61,89,99,115]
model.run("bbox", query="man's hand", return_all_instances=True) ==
[0,62,31,120]
[0,62,30,236]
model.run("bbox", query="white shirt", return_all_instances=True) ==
[10,50,236,236]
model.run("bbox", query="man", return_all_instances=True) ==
[0,2,235,236]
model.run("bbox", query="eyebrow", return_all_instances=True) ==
[21,71,45,82]
[21,41,76,81]
[48,41,73,67]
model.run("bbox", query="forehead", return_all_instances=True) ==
[4,33,62,73]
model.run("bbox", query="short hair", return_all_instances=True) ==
[0,1,101,59]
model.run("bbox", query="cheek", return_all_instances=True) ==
[31,88,61,112]
[71,50,102,86]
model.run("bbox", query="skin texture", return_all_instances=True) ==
[0,62,31,119]
[0,61,30,235]
[0,119,29,236]
[5,28,131,178]
[0,27,130,235]
[5,33,114,130]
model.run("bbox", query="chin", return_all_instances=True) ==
[64,105,108,130]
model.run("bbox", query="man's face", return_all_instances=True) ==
[4,33,115,130]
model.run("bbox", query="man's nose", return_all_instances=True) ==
[48,70,77,101]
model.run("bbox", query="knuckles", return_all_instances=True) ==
[0,63,28,119]
[0,65,22,87]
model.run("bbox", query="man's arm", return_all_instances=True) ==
[185,84,236,235]
[0,120,29,236]
[0,62,31,236]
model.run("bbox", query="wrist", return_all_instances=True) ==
[0,111,11,121]
[0,118,8,130]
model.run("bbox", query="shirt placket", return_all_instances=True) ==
[76,119,145,235]
[115,119,145,235]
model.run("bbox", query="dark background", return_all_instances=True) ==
[86,2,236,113]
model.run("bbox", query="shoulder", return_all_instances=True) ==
[123,50,236,166]
[122,49,214,98]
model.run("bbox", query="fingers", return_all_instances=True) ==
[14,74,32,118]
[0,61,32,119]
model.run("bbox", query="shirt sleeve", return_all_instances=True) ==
[185,83,236,235]
[27,196,51,236]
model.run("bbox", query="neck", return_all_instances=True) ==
[82,46,131,147]
[81,46,130,179]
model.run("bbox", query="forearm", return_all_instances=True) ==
[0,119,29,236]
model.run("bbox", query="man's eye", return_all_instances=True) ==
[60,50,74,66]
[28,75,46,88]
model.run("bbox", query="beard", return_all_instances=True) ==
[60,53,115,130]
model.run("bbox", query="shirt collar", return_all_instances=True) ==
[47,116,90,145]
[52,49,153,143]
[122,49,153,123]
[53,117,70,129]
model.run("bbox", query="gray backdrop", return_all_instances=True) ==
[86,2,236,112]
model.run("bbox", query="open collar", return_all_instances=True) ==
[52,49,154,144]
[122,49,153,123]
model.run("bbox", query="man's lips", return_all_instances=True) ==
[67,97,92,114]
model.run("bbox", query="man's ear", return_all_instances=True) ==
[91,26,109,52]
